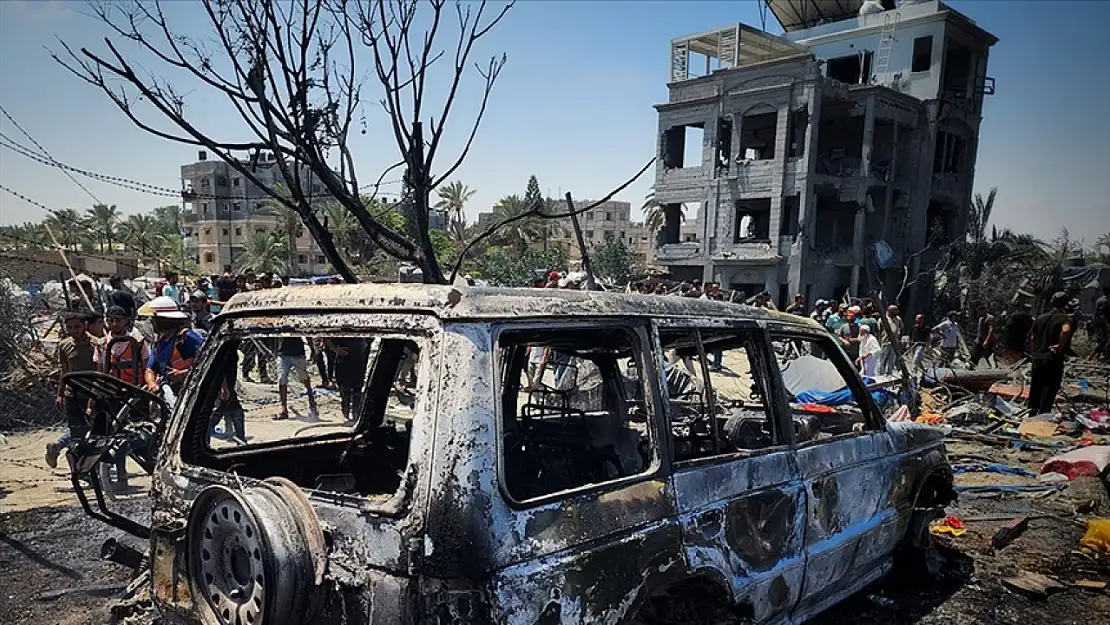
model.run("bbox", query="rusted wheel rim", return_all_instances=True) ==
[191,488,267,625]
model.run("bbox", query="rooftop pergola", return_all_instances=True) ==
[765,0,868,32]
[670,24,810,83]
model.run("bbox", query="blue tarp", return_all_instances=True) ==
[794,377,896,407]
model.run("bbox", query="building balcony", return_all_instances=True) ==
[182,211,199,223]
[712,240,782,264]
[667,79,719,104]
[655,242,703,264]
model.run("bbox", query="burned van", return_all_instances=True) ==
[93,284,954,624]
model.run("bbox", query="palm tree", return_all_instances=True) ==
[152,205,183,240]
[641,189,684,234]
[491,194,544,253]
[435,181,476,227]
[85,204,120,252]
[236,229,291,275]
[44,209,83,249]
[122,213,167,258]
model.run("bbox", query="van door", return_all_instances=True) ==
[765,328,900,623]
[658,321,807,623]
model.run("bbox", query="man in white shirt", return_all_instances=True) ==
[932,311,961,365]
[858,325,881,377]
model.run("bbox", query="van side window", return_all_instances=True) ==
[770,333,883,442]
[659,328,781,463]
[498,326,655,503]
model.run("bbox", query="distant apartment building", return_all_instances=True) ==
[181,150,333,276]
[652,0,997,311]
[475,199,654,267]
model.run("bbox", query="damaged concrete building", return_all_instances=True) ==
[652,0,997,311]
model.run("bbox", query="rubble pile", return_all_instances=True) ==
[0,282,57,431]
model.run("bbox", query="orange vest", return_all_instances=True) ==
[103,335,143,385]
[166,329,195,373]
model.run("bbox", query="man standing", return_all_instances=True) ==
[274,336,319,421]
[1094,286,1110,362]
[910,313,930,371]
[107,277,137,321]
[858,325,881,377]
[826,303,848,333]
[189,291,214,333]
[838,307,862,363]
[1002,303,1035,363]
[1026,292,1075,415]
[785,294,806,316]
[932,311,961,365]
[215,265,237,312]
[45,312,98,469]
[969,307,996,369]
[161,272,182,302]
[877,304,905,376]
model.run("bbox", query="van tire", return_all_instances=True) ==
[895,505,945,577]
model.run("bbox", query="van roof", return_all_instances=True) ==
[222,283,821,327]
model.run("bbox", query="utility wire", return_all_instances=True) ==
[0,134,403,201]
[0,185,192,276]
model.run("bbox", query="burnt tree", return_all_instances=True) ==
[52,0,514,283]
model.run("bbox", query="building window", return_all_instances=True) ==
[316,255,325,264]
[204,251,215,263]
[201,202,209,213]
[912,36,933,73]
[586,212,593,221]
[201,177,210,188]
[232,178,241,187]
[216,175,228,186]
[603,212,613,221]
[232,202,241,211]
[235,227,242,236]
[298,254,307,264]
[203,227,212,236]
[222,228,229,236]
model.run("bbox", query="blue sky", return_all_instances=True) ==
[0,1,1107,243]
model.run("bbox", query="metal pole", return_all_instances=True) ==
[564,192,597,291]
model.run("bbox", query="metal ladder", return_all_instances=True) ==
[873,12,901,85]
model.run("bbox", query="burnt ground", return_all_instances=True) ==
[2,488,1108,625]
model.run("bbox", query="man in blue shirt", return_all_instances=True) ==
[142,296,203,394]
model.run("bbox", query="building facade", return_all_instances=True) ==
[652,0,996,310]
[181,150,333,276]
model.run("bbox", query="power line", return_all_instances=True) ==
[0,134,403,202]
[0,185,191,276]
[0,104,107,207]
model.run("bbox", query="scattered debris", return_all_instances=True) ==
[1080,519,1110,560]
[991,516,1031,550]
[931,515,968,537]
[1002,570,1067,600]
[1041,446,1110,480]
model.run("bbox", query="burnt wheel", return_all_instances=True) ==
[896,505,946,577]
[187,485,320,625]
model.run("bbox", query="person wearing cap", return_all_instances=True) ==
[837,307,862,362]
[143,296,204,395]
[545,271,561,289]
[1026,292,1076,414]
[932,311,961,365]
[857,324,881,377]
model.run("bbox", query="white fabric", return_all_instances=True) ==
[859,334,881,377]
[934,320,960,348]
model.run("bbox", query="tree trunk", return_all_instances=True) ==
[408,122,446,284]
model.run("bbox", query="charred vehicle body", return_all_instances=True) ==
[66,284,955,624]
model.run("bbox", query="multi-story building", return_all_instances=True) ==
[181,150,334,276]
[652,0,997,311]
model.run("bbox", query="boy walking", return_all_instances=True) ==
[45,313,98,468]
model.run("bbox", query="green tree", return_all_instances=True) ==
[236,229,291,275]
[85,204,119,252]
[592,231,641,286]
[491,195,544,254]
[641,189,684,234]
[44,209,83,250]
[434,181,476,228]
[152,205,183,240]
[477,246,568,287]
[122,213,167,258]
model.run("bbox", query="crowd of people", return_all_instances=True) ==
[44,264,1110,482]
